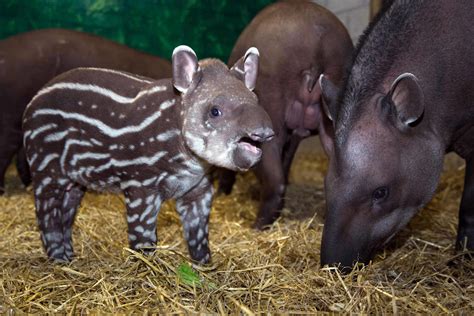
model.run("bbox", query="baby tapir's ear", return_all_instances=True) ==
[387,73,424,127]
[172,45,200,93]
[319,74,340,122]
[230,47,259,91]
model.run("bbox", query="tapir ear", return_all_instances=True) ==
[230,47,259,91]
[387,73,424,126]
[319,74,340,122]
[172,45,199,93]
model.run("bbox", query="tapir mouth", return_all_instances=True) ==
[237,136,263,156]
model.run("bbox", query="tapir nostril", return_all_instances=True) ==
[250,128,275,142]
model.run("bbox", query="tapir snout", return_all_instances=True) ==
[240,105,275,141]
[320,200,374,271]
[320,223,373,271]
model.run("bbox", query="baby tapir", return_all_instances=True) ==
[23,45,274,263]
[218,1,353,229]
[0,28,172,194]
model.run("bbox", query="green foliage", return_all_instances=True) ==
[0,0,274,61]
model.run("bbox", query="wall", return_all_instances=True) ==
[313,0,370,43]
[0,0,273,61]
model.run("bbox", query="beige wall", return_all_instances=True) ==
[312,0,370,43]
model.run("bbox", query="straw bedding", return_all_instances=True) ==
[0,151,473,313]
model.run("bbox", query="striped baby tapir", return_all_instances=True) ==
[23,45,274,263]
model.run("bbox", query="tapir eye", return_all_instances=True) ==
[210,106,222,118]
[372,186,389,202]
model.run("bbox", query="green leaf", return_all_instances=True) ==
[176,262,217,289]
[177,262,203,287]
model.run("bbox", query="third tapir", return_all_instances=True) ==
[219,0,353,229]
[319,0,474,269]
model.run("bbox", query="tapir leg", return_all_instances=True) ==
[254,140,285,230]
[124,188,161,253]
[0,145,17,195]
[217,169,236,195]
[282,135,302,184]
[456,157,474,251]
[16,146,32,187]
[35,180,85,262]
[176,179,213,264]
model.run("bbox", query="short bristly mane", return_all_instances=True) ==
[334,0,429,146]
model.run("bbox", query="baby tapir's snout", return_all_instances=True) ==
[240,106,274,142]
[231,105,274,171]
[250,126,274,142]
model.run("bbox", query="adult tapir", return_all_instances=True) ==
[0,28,172,194]
[319,0,474,269]
[219,0,353,229]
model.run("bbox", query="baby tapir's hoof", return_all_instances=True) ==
[42,232,75,263]
[189,245,211,264]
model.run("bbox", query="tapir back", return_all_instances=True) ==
[23,68,181,192]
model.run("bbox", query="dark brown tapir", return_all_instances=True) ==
[319,0,474,269]
[0,28,172,194]
[218,0,353,229]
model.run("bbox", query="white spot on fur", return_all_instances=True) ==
[128,198,142,208]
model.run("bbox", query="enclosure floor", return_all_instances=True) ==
[0,141,472,313]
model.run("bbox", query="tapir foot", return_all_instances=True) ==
[456,234,474,252]
[447,251,473,267]
[41,230,75,263]
[19,173,32,188]
[188,245,211,264]
[252,210,282,230]
[0,186,4,195]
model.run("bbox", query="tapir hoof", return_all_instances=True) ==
[252,207,282,230]
[49,253,73,264]
[252,217,277,230]
[447,252,473,267]
[0,187,5,195]
[20,176,32,188]
[217,183,233,196]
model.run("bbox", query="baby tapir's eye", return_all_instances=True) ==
[372,186,389,202]
[210,106,222,118]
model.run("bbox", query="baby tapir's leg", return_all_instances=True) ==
[456,157,474,252]
[16,146,32,187]
[124,188,162,252]
[176,178,213,264]
[35,179,85,262]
